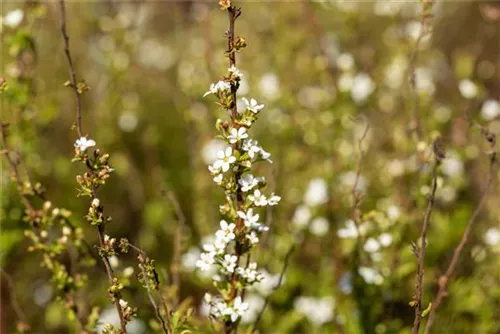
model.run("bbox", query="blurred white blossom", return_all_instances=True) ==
[459,79,478,99]
[259,73,280,100]
[310,217,330,237]
[294,296,335,326]
[304,178,328,207]
[293,205,311,228]
[3,9,24,28]
[484,228,500,246]
[481,100,500,121]
[351,73,375,103]
[358,267,383,285]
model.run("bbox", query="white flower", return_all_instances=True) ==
[241,294,265,324]
[232,296,249,320]
[442,156,464,178]
[294,296,335,326]
[215,220,236,243]
[104,234,116,246]
[221,254,238,273]
[227,127,248,144]
[484,228,500,246]
[119,299,128,309]
[237,209,260,228]
[202,139,227,164]
[242,97,264,114]
[74,137,96,152]
[123,266,134,277]
[338,73,354,92]
[203,80,231,97]
[203,242,224,256]
[310,217,329,237]
[481,100,500,121]
[259,73,280,100]
[267,193,281,206]
[415,67,435,94]
[336,53,354,71]
[337,219,365,239]
[459,79,478,99]
[358,267,383,285]
[378,233,393,247]
[229,65,243,79]
[92,198,100,208]
[259,148,272,163]
[387,205,401,221]
[109,255,119,269]
[340,171,367,193]
[196,252,215,271]
[3,9,24,28]
[242,139,261,159]
[249,190,267,206]
[213,174,223,184]
[363,238,381,253]
[181,247,200,271]
[254,270,281,296]
[238,174,260,192]
[351,73,375,103]
[236,263,262,284]
[62,226,72,236]
[304,178,328,207]
[213,147,236,172]
[246,231,259,244]
[293,205,311,228]
[208,164,220,174]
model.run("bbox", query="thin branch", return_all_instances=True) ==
[225,4,244,333]
[166,190,186,303]
[412,139,442,334]
[350,120,370,252]
[252,243,295,332]
[59,0,83,137]
[424,131,496,334]
[0,123,35,215]
[126,242,171,334]
[58,1,126,331]
[1,269,30,331]
[406,0,435,141]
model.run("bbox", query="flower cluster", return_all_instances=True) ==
[195,4,280,326]
[203,294,249,323]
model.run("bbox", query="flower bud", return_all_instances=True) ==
[92,198,100,208]
[43,201,52,211]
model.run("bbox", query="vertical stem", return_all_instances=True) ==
[59,1,126,331]
[412,156,439,334]
[225,6,243,333]
[424,149,496,334]
[59,0,83,138]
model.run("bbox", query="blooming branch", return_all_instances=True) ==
[195,1,280,333]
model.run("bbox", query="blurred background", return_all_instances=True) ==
[1,1,500,333]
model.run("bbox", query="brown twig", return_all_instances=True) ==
[424,131,496,334]
[126,242,171,334]
[225,4,244,334]
[252,243,295,332]
[1,269,30,331]
[350,120,370,252]
[58,1,127,331]
[59,0,83,137]
[406,0,435,142]
[0,123,35,215]
[166,190,186,304]
[412,140,442,334]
